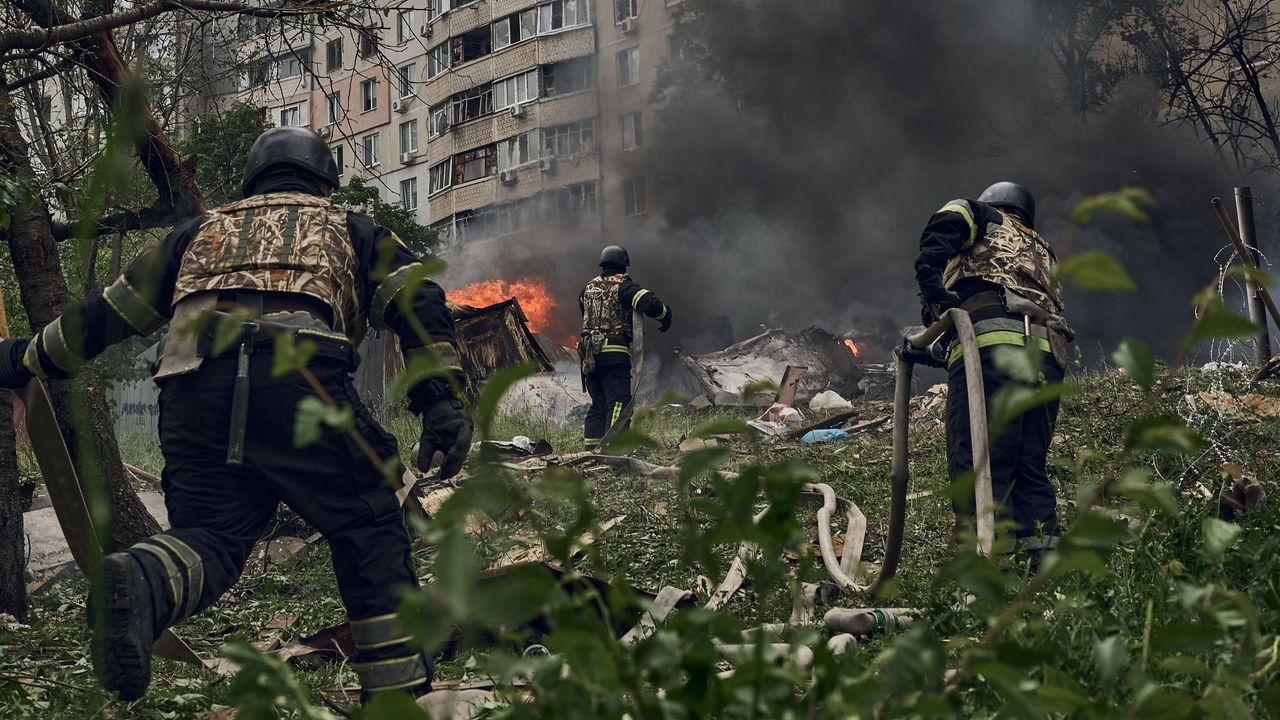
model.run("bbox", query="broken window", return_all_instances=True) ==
[451,25,492,65]
[544,181,598,220]
[542,56,595,96]
[621,111,643,150]
[616,47,639,87]
[279,48,311,78]
[332,144,344,176]
[428,103,449,136]
[493,69,538,110]
[397,63,416,98]
[427,42,450,79]
[498,130,540,170]
[453,144,497,185]
[248,59,269,87]
[326,93,342,124]
[358,27,379,58]
[542,119,595,157]
[429,158,452,194]
[493,8,538,50]
[622,176,645,216]
[326,38,343,71]
[614,0,637,23]
[448,83,494,125]
[400,177,419,211]
[537,0,589,34]
[360,78,378,111]
[362,132,380,167]
[397,9,414,43]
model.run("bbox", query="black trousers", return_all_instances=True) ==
[125,352,430,694]
[583,362,632,445]
[946,346,1064,543]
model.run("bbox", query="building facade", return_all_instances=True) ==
[194,0,681,247]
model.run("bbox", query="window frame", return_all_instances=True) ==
[278,103,302,127]
[361,132,380,167]
[360,78,378,112]
[325,93,342,125]
[399,119,419,155]
[397,63,416,99]
[400,177,419,211]
[621,111,643,150]
[325,38,344,72]
[623,176,646,216]
[429,158,453,195]
[616,46,639,87]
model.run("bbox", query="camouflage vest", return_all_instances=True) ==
[943,208,1064,314]
[581,274,630,337]
[173,192,364,341]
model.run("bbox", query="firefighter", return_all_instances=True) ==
[578,246,671,449]
[912,181,1073,560]
[0,127,472,700]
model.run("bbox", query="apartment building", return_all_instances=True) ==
[194,0,681,245]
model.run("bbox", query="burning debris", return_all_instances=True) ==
[450,299,554,398]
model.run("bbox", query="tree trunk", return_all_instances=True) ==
[0,391,26,620]
[0,74,159,550]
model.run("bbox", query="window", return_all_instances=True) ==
[542,119,595,157]
[493,9,538,50]
[667,33,686,59]
[362,133,379,167]
[427,0,443,22]
[397,10,414,43]
[429,159,452,194]
[358,27,379,58]
[278,103,301,127]
[397,63,416,98]
[400,177,419,210]
[621,111,643,150]
[332,145,344,175]
[622,176,646,216]
[399,120,418,154]
[494,69,538,110]
[451,26,492,65]
[427,42,450,78]
[279,48,311,78]
[544,181,598,220]
[236,15,253,40]
[326,38,343,71]
[616,47,639,87]
[360,78,378,112]
[538,0,589,33]
[449,83,494,124]
[542,56,595,96]
[248,59,269,87]
[614,0,637,22]
[453,144,496,184]
[498,131,540,170]
[429,103,449,136]
[326,93,342,124]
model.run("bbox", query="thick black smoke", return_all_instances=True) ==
[447,0,1273,363]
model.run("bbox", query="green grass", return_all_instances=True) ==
[4,366,1280,716]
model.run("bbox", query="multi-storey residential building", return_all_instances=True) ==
[183,0,681,248]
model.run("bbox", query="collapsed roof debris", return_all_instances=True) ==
[451,299,555,398]
[677,327,862,406]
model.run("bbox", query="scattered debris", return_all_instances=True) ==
[1198,391,1280,419]
[417,689,498,720]
[619,586,697,645]
[678,327,859,406]
[480,436,554,457]
[823,607,918,637]
[858,363,896,401]
[757,402,805,427]
[1218,463,1267,520]
[452,298,554,399]
[23,490,169,573]
[492,516,626,567]
[800,429,850,444]
[810,390,853,413]
[914,384,949,418]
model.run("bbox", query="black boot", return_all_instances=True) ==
[90,552,157,701]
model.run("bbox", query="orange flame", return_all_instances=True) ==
[842,338,861,358]
[450,278,556,333]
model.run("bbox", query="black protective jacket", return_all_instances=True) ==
[578,276,668,368]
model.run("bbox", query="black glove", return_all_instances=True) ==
[920,286,961,313]
[417,397,473,479]
[897,333,949,369]
[659,308,672,333]
[0,339,33,390]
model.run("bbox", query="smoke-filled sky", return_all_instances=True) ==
[448,0,1276,362]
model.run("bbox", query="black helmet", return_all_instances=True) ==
[978,181,1036,228]
[242,126,340,196]
[599,245,630,268]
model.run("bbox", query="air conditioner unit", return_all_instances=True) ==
[400,151,420,164]
[391,98,408,113]
[420,23,433,38]
[509,103,527,118]
[619,17,638,34]
[317,125,331,138]
[499,169,517,186]
[538,156,556,173]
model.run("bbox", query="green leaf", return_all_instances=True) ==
[211,308,256,358]
[1185,298,1261,349]
[679,447,732,483]
[1113,468,1180,517]
[1094,635,1128,683]
[1157,655,1214,681]
[1224,263,1275,289]
[1059,250,1138,291]
[1113,339,1156,391]
[291,396,353,449]
[988,382,1077,436]
[1133,688,1196,719]
[691,418,755,438]
[363,691,430,719]
[1150,622,1222,654]
[1071,187,1156,225]
[600,428,660,455]
[1062,510,1132,553]
[1202,518,1242,561]
[1124,416,1202,455]
[270,333,318,378]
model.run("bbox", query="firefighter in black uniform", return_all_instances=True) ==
[578,246,670,449]
[912,182,1073,560]
[0,127,472,700]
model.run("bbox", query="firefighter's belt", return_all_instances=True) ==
[959,290,1006,314]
